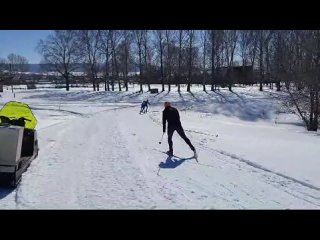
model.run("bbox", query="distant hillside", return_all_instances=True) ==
[27,64,85,73]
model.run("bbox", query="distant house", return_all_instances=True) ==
[213,65,254,85]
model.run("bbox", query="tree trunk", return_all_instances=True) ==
[105,60,110,91]
[96,71,99,91]
[166,31,171,92]
[259,33,264,92]
[104,42,110,91]
[211,30,215,91]
[138,45,143,92]
[114,53,121,92]
[178,31,183,93]
[203,31,206,92]
[118,75,121,91]
[187,32,193,92]
[160,42,164,92]
[111,54,115,91]
[147,82,151,91]
[308,91,316,131]
[125,75,128,91]
[65,73,70,91]
[93,80,96,91]
[314,90,319,130]
[125,48,128,91]
[111,74,114,91]
[144,37,151,92]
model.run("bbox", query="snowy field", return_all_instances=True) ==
[1,84,320,209]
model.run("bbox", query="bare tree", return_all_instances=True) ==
[0,58,7,77]
[0,58,6,92]
[248,31,259,68]
[0,58,7,69]
[278,30,320,131]
[134,30,144,92]
[264,31,274,89]
[7,54,29,72]
[224,30,238,91]
[186,30,195,92]
[209,30,215,91]
[154,30,165,92]
[200,30,208,91]
[110,30,123,91]
[99,30,112,91]
[77,30,102,91]
[123,30,131,91]
[177,30,187,92]
[117,31,134,92]
[256,30,274,91]
[271,30,286,91]
[1,54,29,93]
[142,30,151,91]
[210,30,224,91]
[239,30,253,67]
[165,30,174,92]
[258,30,264,91]
[37,30,80,91]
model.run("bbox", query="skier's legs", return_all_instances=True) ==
[176,126,195,151]
[167,127,175,154]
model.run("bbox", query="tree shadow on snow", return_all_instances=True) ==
[230,90,246,102]
[188,91,200,101]
[156,91,170,102]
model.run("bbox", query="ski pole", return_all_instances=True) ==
[159,133,164,144]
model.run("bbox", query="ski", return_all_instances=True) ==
[157,150,198,162]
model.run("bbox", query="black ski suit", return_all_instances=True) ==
[162,106,195,154]
[144,100,150,112]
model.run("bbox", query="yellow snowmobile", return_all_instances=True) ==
[0,101,39,187]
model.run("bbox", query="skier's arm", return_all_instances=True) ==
[162,111,166,133]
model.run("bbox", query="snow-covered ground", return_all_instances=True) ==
[1,84,320,209]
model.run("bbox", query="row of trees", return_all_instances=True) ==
[37,30,320,131]
[0,54,29,92]
[0,54,29,72]
[37,30,275,92]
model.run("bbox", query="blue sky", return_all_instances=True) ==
[0,30,52,63]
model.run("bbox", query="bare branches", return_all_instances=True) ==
[37,30,80,91]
